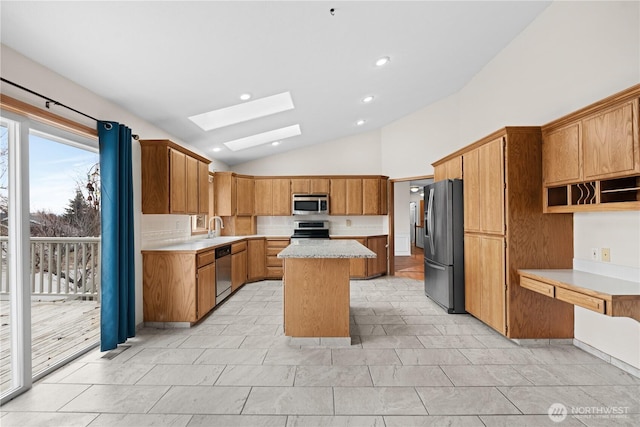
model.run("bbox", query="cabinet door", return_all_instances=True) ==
[236,177,254,216]
[379,178,388,215]
[291,179,310,194]
[346,179,363,215]
[362,178,380,215]
[464,234,481,317]
[198,161,209,215]
[463,149,480,232]
[542,123,581,185]
[169,149,187,214]
[330,179,347,215]
[185,155,199,214]
[247,239,266,280]
[479,137,505,234]
[583,100,638,180]
[480,235,506,334]
[310,178,330,194]
[213,172,235,216]
[366,236,387,276]
[232,250,247,292]
[197,262,216,319]
[333,237,366,278]
[272,179,291,215]
[254,179,273,215]
[446,157,463,179]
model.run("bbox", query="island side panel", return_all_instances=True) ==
[283,258,351,337]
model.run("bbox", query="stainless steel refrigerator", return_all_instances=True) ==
[423,179,465,313]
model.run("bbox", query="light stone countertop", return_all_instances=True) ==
[278,239,376,259]
[519,269,640,296]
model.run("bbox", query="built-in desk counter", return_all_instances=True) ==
[518,269,640,322]
[278,240,375,342]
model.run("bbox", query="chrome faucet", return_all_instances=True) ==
[208,216,224,238]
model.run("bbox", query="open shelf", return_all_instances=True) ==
[545,174,640,212]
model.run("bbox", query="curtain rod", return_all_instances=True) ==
[1,77,139,140]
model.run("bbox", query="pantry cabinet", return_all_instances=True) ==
[542,85,640,212]
[437,127,574,338]
[140,139,210,215]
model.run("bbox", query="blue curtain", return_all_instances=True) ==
[98,121,135,351]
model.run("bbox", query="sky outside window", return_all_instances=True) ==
[29,133,99,214]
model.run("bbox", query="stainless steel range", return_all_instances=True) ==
[291,220,330,239]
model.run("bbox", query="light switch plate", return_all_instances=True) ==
[591,248,598,260]
[601,248,610,262]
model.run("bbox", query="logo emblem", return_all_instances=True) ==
[548,403,568,423]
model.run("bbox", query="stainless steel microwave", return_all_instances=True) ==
[292,194,329,215]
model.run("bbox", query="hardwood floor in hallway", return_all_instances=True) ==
[394,245,424,280]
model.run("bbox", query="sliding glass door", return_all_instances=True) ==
[0,113,99,403]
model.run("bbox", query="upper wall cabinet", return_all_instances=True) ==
[330,177,388,215]
[433,156,462,182]
[140,139,210,215]
[254,178,291,216]
[542,85,640,212]
[290,178,330,194]
[213,172,254,216]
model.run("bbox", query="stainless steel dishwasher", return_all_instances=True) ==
[215,245,232,304]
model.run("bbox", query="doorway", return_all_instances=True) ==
[389,176,432,279]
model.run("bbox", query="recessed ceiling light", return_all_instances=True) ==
[240,93,252,101]
[356,119,366,126]
[272,141,281,146]
[375,56,390,67]
[223,124,301,151]
[362,95,374,104]
[212,147,222,152]
[189,91,295,131]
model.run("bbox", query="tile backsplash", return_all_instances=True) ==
[141,214,193,249]
[257,215,387,236]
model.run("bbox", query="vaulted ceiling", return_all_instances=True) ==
[1,1,550,165]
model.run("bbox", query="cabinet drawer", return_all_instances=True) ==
[267,255,283,267]
[232,241,247,254]
[197,250,215,268]
[267,247,286,257]
[266,266,283,278]
[556,287,605,314]
[520,276,554,297]
[267,239,290,248]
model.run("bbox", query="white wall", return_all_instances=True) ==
[233,130,383,176]
[0,44,229,327]
[394,181,411,256]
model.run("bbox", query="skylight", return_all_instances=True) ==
[188,92,295,131]
[223,124,301,151]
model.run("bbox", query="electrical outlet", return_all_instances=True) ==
[591,248,598,261]
[346,219,352,227]
[601,248,611,262]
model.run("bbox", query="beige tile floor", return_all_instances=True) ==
[1,277,639,426]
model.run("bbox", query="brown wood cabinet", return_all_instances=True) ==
[254,178,273,215]
[346,179,363,215]
[433,156,463,182]
[542,84,640,212]
[331,235,387,279]
[290,178,330,195]
[366,235,388,277]
[213,172,254,216]
[231,241,248,292]
[330,177,388,215]
[140,139,210,215]
[255,178,291,216]
[247,238,266,282]
[142,249,216,323]
[330,179,347,215]
[266,238,290,278]
[437,127,575,338]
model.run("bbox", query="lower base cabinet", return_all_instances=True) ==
[266,238,290,279]
[231,241,248,292]
[247,238,266,282]
[332,236,387,279]
[142,250,216,323]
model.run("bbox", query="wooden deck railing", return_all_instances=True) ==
[0,237,100,299]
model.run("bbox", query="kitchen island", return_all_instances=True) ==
[278,239,376,344]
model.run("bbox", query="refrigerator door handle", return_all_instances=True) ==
[427,188,435,255]
[425,259,446,271]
